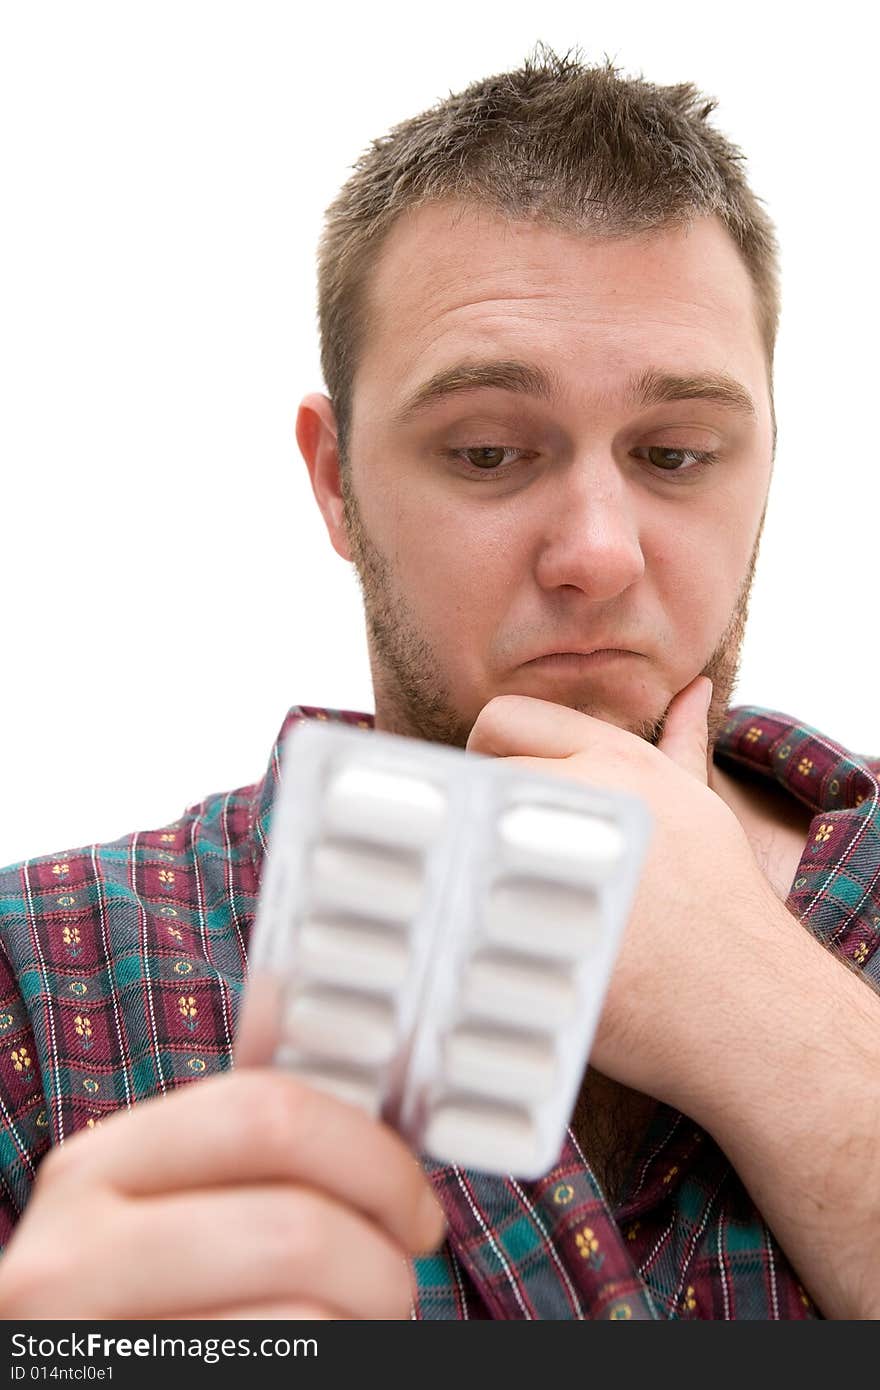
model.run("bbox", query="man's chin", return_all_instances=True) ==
[576,703,666,745]
[472,681,667,745]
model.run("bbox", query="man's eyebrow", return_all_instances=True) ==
[392,360,560,422]
[391,358,758,423]
[632,366,758,420]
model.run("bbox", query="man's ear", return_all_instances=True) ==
[295,392,352,562]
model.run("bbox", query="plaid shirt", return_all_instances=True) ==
[0,702,878,1319]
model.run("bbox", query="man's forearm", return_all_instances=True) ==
[679,900,880,1319]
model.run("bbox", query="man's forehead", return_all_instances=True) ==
[370,200,747,300]
[355,202,766,419]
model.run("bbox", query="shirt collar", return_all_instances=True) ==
[248,704,376,884]
[712,704,880,942]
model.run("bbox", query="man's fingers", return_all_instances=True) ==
[26,1184,417,1320]
[46,1070,445,1257]
[466,693,631,759]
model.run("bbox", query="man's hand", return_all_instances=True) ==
[0,1024,446,1319]
[465,676,795,1114]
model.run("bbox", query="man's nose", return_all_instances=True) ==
[531,459,646,601]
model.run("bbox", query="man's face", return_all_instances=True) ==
[311,202,775,752]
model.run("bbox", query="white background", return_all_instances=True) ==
[1,0,875,867]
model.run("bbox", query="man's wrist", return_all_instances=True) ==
[593,877,791,1115]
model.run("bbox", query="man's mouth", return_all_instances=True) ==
[522,650,637,670]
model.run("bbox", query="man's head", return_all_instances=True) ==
[297,46,780,754]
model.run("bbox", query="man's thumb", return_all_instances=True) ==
[657,676,713,783]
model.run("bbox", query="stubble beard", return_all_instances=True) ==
[340,464,766,756]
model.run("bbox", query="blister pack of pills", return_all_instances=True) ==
[246,719,653,1179]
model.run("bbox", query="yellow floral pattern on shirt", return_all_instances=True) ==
[574,1224,604,1271]
[179,996,198,1032]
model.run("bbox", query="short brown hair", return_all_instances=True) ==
[317,42,780,463]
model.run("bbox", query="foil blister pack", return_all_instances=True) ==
[246,719,653,1178]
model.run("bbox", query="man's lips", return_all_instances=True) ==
[522,648,637,667]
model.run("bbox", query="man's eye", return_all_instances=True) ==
[453,447,525,471]
[635,446,719,473]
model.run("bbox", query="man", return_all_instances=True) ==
[0,46,878,1321]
